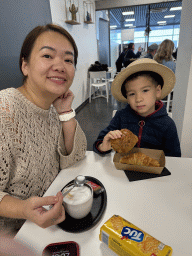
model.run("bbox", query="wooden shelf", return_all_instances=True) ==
[65,20,81,25]
[84,21,94,24]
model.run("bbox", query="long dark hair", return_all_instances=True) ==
[128,43,134,49]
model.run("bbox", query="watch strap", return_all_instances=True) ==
[59,109,76,122]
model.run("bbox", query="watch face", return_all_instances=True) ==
[42,242,79,256]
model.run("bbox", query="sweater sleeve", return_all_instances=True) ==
[0,109,14,201]
[58,121,87,169]
[93,111,121,155]
[163,119,181,157]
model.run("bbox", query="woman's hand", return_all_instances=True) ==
[22,191,65,228]
[99,130,122,152]
[53,89,74,114]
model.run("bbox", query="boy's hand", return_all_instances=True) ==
[99,130,122,152]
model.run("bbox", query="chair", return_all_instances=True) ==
[161,89,174,118]
[106,67,116,94]
[107,67,114,77]
[89,71,109,103]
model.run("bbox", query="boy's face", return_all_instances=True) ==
[125,76,162,117]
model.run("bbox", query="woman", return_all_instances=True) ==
[0,24,87,236]
[123,43,142,68]
[154,39,176,73]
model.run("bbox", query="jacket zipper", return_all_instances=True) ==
[137,120,145,148]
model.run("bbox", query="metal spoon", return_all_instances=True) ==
[62,175,86,198]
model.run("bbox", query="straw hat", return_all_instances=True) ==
[111,58,176,103]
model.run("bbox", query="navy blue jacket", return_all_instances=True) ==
[93,102,181,157]
[123,49,141,67]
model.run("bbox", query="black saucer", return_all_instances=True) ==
[58,176,107,233]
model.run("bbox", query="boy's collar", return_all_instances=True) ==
[131,101,163,118]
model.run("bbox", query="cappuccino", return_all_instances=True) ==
[63,185,92,205]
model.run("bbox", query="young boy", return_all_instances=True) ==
[93,58,181,157]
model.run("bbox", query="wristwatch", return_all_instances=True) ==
[59,109,76,122]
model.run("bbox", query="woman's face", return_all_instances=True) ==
[21,31,75,99]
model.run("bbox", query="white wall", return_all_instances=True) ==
[172,0,192,157]
[49,0,98,109]
[179,57,192,156]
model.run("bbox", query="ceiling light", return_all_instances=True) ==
[110,25,117,29]
[164,15,175,18]
[122,11,134,15]
[125,24,133,27]
[125,18,135,22]
[157,21,166,24]
[170,6,182,11]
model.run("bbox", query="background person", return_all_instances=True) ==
[93,59,181,157]
[123,43,142,68]
[115,47,128,73]
[154,39,176,73]
[0,24,87,236]
[144,43,158,59]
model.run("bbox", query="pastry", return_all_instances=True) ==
[110,129,138,153]
[120,152,160,167]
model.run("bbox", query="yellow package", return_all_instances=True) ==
[99,215,172,256]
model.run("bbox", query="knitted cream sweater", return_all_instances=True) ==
[0,88,87,234]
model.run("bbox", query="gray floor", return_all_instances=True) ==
[76,95,126,151]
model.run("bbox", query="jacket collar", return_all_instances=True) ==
[131,101,164,118]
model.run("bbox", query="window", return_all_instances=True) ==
[134,25,180,47]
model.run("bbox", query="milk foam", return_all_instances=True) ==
[63,185,92,205]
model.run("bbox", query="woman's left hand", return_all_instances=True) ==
[53,89,74,114]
